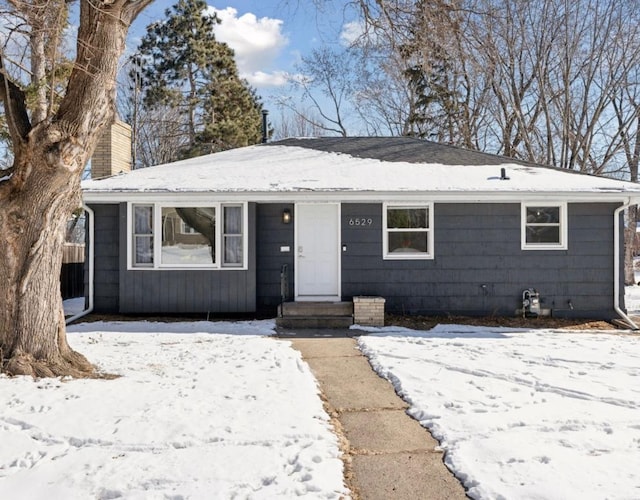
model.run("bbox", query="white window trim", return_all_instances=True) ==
[221,203,245,268]
[127,202,249,270]
[383,202,434,260]
[521,202,568,250]
[131,204,154,268]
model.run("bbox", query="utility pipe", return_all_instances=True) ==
[65,204,94,325]
[613,199,638,330]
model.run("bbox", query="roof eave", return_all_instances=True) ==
[81,189,640,204]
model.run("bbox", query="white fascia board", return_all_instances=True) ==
[82,189,640,205]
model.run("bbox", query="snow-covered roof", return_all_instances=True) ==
[82,137,640,202]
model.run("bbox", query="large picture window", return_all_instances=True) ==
[161,207,216,265]
[383,204,433,259]
[522,202,567,250]
[129,203,247,269]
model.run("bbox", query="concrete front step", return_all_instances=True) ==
[277,301,354,329]
[276,315,354,329]
[278,301,353,317]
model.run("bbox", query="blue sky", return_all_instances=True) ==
[127,1,359,100]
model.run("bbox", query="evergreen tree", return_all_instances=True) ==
[400,0,465,144]
[134,0,263,160]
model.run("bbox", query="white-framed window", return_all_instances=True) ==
[521,202,567,250]
[222,204,244,267]
[161,206,216,266]
[132,204,154,267]
[128,202,248,270]
[383,203,434,259]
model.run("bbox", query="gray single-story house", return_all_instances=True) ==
[80,137,640,325]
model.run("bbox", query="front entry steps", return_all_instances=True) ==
[276,301,354,329]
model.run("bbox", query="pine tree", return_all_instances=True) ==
[134,0,263,161]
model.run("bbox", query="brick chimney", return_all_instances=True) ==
[91,119,132,178]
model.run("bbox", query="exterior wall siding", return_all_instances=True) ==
[90,200,622,319]
[256,203,295,315]
[90,204,120,313]
[117,203,257,314]
[341,202,621,319]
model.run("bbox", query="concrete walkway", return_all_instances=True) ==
[279,330,467,500]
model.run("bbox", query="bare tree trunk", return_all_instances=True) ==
[0,0,152,377]
[0,163,93,377]
[623,114,640,285]
[624,206,638,285]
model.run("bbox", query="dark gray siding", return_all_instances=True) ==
[256,203,295,315]
[341,202,621,319]
[118,203,257,314]
[90,204,120,313]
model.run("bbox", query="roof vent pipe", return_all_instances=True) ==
[500,167,510,180]
[261,110,269,144]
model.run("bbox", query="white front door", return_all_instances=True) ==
[296,204,340,299]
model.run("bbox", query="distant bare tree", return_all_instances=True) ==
[135,106,191,167]
[348,0,640,175]
[118,60,192,168]
[346,17,420,136]
[271,108,325,140]
[277,47,355,136]
[342,0,491,145]
[615,62,640,283]
[471,0,640,174]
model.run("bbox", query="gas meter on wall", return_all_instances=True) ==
[522,288,541,318]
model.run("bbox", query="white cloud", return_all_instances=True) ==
[208,6,289,86]
[340,20,365,46]
[245,70,291,88]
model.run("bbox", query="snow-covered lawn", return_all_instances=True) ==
[358,324,640,499]
[625,283,640,314]
[0,320,346,499]
[6,287,640,499]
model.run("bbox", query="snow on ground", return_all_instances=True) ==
[358,323,640,500]
[14,288,640,498]
[626,283,640,314]
[0,321,346,499]
[63,297,85,318]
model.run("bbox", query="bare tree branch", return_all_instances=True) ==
[0,51,31,143]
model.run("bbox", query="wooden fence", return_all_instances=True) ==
[61,243,85,299]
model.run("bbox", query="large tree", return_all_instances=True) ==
[132,0,263,163]
[0,0,152,377]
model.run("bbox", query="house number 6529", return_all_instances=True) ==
[348,218,373,226]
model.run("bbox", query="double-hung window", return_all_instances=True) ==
[129,202,247,269]
[222,205,243,266]
[383,204,434,259]
[132,205,154,266]
[521,202,567,250]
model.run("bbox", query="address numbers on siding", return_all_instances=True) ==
[347,217,373,226]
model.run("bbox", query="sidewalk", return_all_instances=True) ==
[280,330,467,500]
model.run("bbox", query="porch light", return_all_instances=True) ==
[282,208,292,224]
